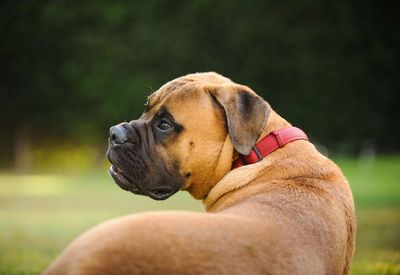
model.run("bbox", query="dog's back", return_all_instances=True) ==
[208,139,356,274]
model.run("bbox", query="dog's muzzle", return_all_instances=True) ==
[106,122,176,200]
[109,122,135,148]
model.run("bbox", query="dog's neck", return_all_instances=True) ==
[203,110,294,211]
[260,111,293,143]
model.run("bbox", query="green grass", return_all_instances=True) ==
[335,156,400,274]
[0,156,399,274]
[0,173,203,274]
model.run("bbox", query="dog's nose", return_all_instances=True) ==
[109,124,129,146]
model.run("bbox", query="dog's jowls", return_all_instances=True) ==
[43,72,356,275]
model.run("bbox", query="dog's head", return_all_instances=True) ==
[106,72,270,200]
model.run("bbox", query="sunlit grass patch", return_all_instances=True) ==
[31,143,106,173]
[0,175,69,196]
[335,156,400,206]
[0,244,54,275]
[350,250,400,275]
[0,171,203,274]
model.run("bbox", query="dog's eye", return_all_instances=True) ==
[157,121,172,131]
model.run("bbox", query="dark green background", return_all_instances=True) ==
[1,0,399,169]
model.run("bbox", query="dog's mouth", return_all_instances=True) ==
[109,165,143,194]
[109,165,175,200]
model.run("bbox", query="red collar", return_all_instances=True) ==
[232,127,309,169]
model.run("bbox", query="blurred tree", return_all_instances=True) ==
[0,0,398,170]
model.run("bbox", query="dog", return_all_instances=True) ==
[43,72,356,274]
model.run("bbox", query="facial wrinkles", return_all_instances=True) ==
[142,99,183,174]
[143,121,154,159]
[146,80,186,112]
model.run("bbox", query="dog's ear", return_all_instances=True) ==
[208,84,270,155]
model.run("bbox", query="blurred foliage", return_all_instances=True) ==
[0,0,399,168]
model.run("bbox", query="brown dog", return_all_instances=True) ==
[43,72,356,274]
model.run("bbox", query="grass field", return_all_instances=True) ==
[0,156,399,274]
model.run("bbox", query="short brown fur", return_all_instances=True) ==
[43,72,356,275]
